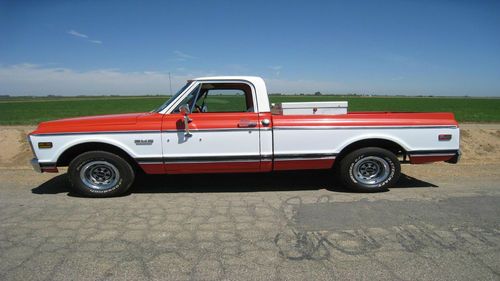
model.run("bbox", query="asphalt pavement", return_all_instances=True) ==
[0,163,498,281]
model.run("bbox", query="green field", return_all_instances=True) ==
[0,95,499,125]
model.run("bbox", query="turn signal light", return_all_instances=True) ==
[38,142,53,149]
[438,134,452,141]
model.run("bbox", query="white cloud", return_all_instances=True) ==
[67,30,88,38]
[268,65,282,76]
[4,64,478,96]
[67,30,102,45]
[0,64,191,95]
[0,64,349,96]
[173,50,195,61]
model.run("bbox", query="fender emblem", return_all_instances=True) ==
[134,139,154,145]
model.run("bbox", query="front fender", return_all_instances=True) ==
[30,133,160,164]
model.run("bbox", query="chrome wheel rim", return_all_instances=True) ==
[80,161,119,190]
[352,156,390,185]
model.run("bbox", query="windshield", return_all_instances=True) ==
[153,82,193,112]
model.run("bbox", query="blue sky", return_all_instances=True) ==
[0,0,499,96]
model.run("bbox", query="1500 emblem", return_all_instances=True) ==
[134,139,154,145]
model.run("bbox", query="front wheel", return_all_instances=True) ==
[339,147,400,192]
[68,151,135,197]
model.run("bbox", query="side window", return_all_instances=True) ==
[173,84,201,113]
[194,83,254,113]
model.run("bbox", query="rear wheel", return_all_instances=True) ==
[68,151,135,197]
[340,147,400,192]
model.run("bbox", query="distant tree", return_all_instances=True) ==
[314,91,322,96]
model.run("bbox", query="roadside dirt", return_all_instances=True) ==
[0,126,34,168]
[458,123,500,163]
[0,124,499,168]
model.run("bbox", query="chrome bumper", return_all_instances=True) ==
[30,158,42,173]
[446,150,461,164]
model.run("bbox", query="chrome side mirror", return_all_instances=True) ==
[178,104,192,137]
[179,104,191,115]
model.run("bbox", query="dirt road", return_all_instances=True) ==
[0,124,499,280]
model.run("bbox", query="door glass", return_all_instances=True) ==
[193,83,254,113]
[195,89,247,112]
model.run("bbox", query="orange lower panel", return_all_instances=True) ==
[409,155,454,164]
[139,163,165,174]
[273,159,335,171]
[140,159,334,174]
[41,167,59,173]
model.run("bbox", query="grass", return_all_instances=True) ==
[0,95,499,125]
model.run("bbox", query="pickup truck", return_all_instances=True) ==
[28,76,460,197]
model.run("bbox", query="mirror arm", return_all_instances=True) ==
[183,114,192,137]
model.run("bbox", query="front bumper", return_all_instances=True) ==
[445,150,461,164]
[31,158,42,173]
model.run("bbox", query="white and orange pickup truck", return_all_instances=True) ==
[28,76,460,197]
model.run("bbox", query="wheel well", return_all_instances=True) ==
[335,139,406,164]
[57,142,138,168]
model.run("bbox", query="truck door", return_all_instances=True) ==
[161,81,266,173]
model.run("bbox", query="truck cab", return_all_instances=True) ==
[153,77,274,174]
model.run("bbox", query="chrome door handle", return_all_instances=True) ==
[261,119,270,126]
[238,120,257,128]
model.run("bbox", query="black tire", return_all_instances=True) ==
[68,151,135,197]
[339,147,400,192]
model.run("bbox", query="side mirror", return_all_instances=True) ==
[179,104,191,115]
[178,104,192,137]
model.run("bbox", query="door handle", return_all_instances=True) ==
[238,120,258,128]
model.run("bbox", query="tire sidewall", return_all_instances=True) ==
[69,151,134,197]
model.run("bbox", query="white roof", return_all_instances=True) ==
[193,76,263,82]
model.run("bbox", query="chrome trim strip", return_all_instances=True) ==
[273,125,458,130]
[409,154,456,157]
[136,153,338,164]
[408,149,459,155]
[164,155,262,162]
[164,159,261,164]
[31,125,457,136]
[39,162,57,167]
[274,153,338,159]
[31,130,161,136]
[162,128,261,133]
[32,127,272,136]
[274,156,336,161]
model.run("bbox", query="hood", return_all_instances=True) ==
[31,112,149,135]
